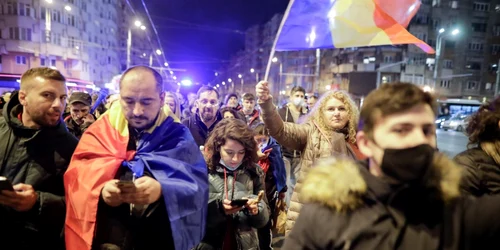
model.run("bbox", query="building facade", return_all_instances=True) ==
[0,0,122,91]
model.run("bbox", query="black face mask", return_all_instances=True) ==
[380,144,436,185]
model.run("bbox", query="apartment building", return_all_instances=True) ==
[0,0,122,91]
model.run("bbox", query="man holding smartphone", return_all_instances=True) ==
[65,66,208,250]
[0,67,78,250]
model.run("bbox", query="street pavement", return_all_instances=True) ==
[436,129,469,158]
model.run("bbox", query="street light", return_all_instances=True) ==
[127,20,147,68]
[164,62,169,67]
[228,78,232,83]
[155,49,162,55]
[239,74,244,92]
[272,57,278,63]
[64,5,71,11]
[169,71,173,75]
[433,28,460,89]
[250,68,255,73]
[45,0,53,3]
[222,81,226,85]
[173,76,177,80]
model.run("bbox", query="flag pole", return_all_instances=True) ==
[264,0,296,82]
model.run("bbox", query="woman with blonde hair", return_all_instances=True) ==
[164,91,182,119]
[256,81,362,235]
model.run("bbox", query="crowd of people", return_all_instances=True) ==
[0,65,500,250]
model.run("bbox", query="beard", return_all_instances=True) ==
[200,107,215,121]
[25,104,61,128]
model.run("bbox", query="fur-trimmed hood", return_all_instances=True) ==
[300,153,462,212]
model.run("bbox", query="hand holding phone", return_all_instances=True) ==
[0,177,14,191]
[230,199,248,207]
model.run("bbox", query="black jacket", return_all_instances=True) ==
[182,112,222,147]
[0,93,78,249]
[454,147,500,196]
[284,157,500,250]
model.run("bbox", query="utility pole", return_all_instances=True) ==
[315,48,321,93]
[495,58,500,96]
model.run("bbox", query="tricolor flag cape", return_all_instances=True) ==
[274,0,435,53]
[64,103,208,250]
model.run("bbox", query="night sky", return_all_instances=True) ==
[130,0,289,91]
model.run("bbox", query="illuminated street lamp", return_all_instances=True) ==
[64,5,71,11]
[434,28,460,89]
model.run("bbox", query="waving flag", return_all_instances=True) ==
[275,0,434,53]
[64,103,208,250]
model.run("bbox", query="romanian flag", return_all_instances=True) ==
[275,0,435,53]
[64,103,209,250]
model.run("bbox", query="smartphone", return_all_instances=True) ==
[116,180,136,190]
[230,199,248,207]
[0,177,14,191]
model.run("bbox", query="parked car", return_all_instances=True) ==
[435,114,451,129]
[441,114,470,132]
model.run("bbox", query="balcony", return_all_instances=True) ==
[439,69,454,78]
[404,65,426,74]
[331,64,354,73]
[379,63,402,73]
[356,63,375,71]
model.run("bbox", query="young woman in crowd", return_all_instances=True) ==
[195,118,269,250]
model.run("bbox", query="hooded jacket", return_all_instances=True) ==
[260,136,287,195]
[284,156,500,250]
[0,92,78,249]
[195,162,269,250]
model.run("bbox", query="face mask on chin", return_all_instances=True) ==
[219,159,242,171]
[376,143,436,186]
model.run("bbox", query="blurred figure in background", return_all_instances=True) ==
[239,93,262,129]
[455,96,500,196]
[306,95,318,113]
[254,123,287,250]
[164,91,182,119]
[223,93,242,110]
[65,92,95,139]
[182,86,223,146]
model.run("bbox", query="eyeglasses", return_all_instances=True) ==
[199,99,219,106]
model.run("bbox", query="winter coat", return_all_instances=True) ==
[454,147,500,196]
[260,136,287,197]
[182,112,223,146]
[278,104,306,159]
[195,162,269,250]
[284,157,500,250]
[258,96,356,235]
[0,92,78,249]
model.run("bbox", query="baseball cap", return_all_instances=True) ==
[69,92,92,106]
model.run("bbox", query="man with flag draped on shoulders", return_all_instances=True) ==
[64,65,209,250]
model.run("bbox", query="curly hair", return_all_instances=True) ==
[302,90,359,144]
[466,96,500,145]
[220,106,245,121]
[204,118,258,171]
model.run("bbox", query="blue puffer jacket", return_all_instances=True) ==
[262,137,287,195]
